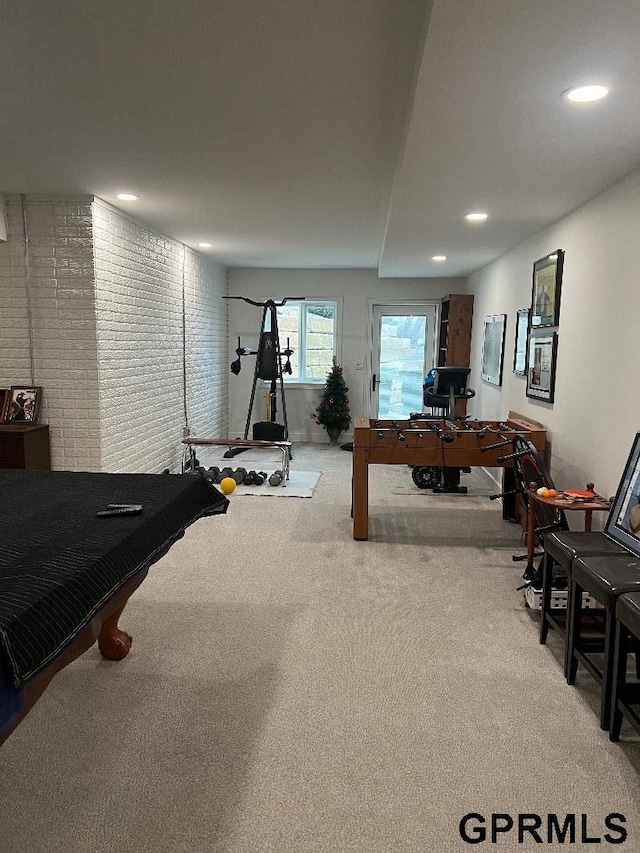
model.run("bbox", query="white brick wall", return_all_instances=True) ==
[0,199,32,383]
[0,195,102,471]
[93,199,228,473]
[1,194,228,473]
[184,249,228,440]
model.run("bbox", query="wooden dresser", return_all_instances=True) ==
[0,424,51,470]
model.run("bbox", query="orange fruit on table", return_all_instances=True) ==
[546,488,558,498]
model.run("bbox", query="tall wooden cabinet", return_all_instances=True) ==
[437,294,474,368]
[437,294,474,415]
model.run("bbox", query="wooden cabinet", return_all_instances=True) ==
[437,294,474,415]
[0,424,51,470]
[437,294,474,367]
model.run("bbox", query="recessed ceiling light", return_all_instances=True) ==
[465,212,488,222]
[431,255,447,262]
[116,193,138,201]
[198,242,213,248]
[564,85,609,103]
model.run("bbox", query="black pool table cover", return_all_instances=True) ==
[0,470,228,691]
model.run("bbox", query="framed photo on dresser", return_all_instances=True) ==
[5,386,42,424]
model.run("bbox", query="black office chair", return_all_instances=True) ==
[423,366,475,418]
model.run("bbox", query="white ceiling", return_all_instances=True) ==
[2,0,640,278]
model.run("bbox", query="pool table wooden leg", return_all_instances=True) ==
[98,604,133,660]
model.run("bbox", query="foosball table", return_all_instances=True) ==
[352,411,546,540]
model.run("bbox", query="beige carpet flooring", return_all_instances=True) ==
[1,444,640,852]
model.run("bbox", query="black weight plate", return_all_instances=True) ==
[411,466,441,489]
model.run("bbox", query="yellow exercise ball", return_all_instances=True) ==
[219,477,237,495]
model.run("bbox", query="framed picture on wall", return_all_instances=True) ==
[513,308,529,375]
[531,249,564,328]
[5,386,42,424]
[604,432,640,558]
[481,314,507,386]
[0,389,10,421]
[525,331,558,403]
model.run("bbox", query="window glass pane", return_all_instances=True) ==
[305,303,335,380]
[276,300,336,382]
[277,304,300,380]
[378,314,426,418]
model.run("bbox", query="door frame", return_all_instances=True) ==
[365,299,440,419]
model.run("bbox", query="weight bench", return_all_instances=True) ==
[182,437,292,484]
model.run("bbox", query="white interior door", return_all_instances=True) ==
[370,303,438,419]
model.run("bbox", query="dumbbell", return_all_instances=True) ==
[231,467,247,484]
[207,466,221,481]
[245,469,270,485]
[269,469,285,486]
[217,467,234,483]
[193,465,216,483]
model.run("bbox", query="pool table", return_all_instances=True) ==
[0,469,228,744]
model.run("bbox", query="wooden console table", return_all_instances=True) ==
[352,414,546,540]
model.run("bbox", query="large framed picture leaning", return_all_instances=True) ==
[605,432,640,558]
[531,249,564,328]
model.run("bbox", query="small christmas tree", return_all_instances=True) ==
[313,357,351,444]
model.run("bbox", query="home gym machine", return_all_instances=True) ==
[409,366,476,493]
[223,296,304,459]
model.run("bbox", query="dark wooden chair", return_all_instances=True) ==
[610,591,640,741]
[567,554,640,730]
[540,531,627,677]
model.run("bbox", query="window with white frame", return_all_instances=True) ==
[273,299,338,382]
